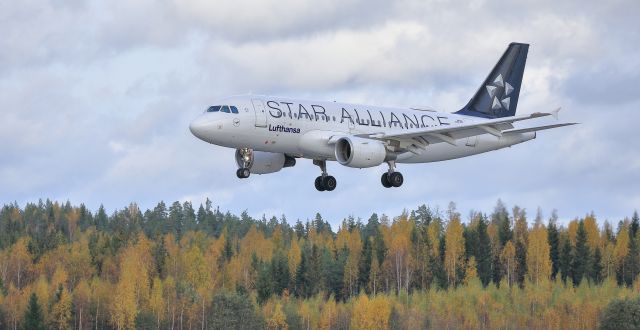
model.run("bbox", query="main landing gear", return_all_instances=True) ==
[381,160,403,188]
[313,160,337,191]
[236,148,251,179]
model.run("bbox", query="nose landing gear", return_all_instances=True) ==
[381,160,403,188]
[236,168,250,179]
[236,148,252,179]
[313,159,336,191]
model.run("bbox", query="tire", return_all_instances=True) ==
[237,168,250,179]
[314,176,325,191]
[389,172,403,187]
[323,176,337,191]
[381,173,392,188]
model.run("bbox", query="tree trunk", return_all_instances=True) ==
[201,297,206,330]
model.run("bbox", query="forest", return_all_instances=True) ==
[0,199,639,329]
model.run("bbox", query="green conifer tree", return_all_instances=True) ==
[572,221,590,286]
[547,211,560,279]
[476,215,492,287]
[24,293,46,330]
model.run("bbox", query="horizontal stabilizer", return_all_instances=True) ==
[503,122,578,134]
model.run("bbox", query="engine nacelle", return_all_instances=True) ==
[335,136,387,168]
[235,149,295,174]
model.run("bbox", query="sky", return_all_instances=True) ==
[1,0,639,228]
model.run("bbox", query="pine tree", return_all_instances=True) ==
[624,211,640,286]
[515,239,527,288]
[559,237,572,284]
[271,251,290,296]
[295,248,312,298]
[572,220,590,286]
[592,247,604,284]
[24,293,46,330]
[358,237,372,293]
[624,238,640,287]
[547,211,560,279]
[631,211,639,238]
[492,200,512,246]
[476,215,492,287]
[256,264,272,304]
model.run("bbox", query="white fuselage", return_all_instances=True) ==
[189,95,535,164]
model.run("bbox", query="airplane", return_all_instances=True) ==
[189,43,577,191]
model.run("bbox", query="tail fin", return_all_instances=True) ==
[455,42,529,118]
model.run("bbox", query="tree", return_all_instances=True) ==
[547,211,560,279]
[515,239,527,288]
[444,214,465,287]
[112,252,139,329]
[51,286,72,330]
[559,237,572,284]
[464,256,478,284]
[599,297,640,330]
[209,292,264,330]
[592,247,604,284]
[294,249,311,298]
[615,225,630,285]
[288,238,302,279]
[358,238,372,293]
[500,241,516,287]
[23,293,45,330]
[267,302,287,330]
[73,279,91,330]
[572,221,590,286]
[476,216,492,287]
[350,295,391,330]
[271,252,290,296]
[624,212,640,286]
[492,200,511,246]
[527,223,551,285]
[149,277,165,329]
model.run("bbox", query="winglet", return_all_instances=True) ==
[551,107,561,120]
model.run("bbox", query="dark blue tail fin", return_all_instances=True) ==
[455,43,529,118]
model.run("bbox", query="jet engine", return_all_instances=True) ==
[335,136,388,168]
[235,149,296,174]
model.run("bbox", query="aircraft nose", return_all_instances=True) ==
[189,116,210,140]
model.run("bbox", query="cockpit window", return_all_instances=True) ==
[207,105,238,114]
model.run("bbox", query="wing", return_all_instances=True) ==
[355,108,576,153]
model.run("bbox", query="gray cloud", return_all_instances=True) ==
[0,0,638,226]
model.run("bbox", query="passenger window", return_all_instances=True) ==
[221,106,231,113]
[207,106,221,112]
[230,106,239,114]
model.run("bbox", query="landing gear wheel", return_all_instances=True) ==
[389,172,403,187]
[236,168,250,179]
[381,173,392,188]
[313,160,337,192]
[315,176,325,191]
[323,176,337,191]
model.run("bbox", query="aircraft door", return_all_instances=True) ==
[252,99,267,127]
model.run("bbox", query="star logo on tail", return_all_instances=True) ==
[485,74,513,114]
